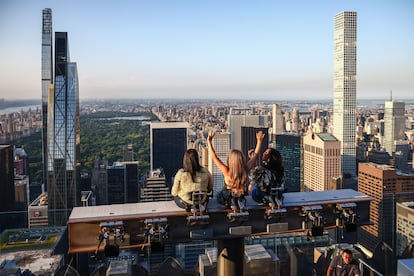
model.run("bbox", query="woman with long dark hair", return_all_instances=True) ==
[171,149,213,210]
[249,147,285,204]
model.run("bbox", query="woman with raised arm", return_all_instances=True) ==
[171,148,213,211]
[207,130,265,208]
[249,147,285,205]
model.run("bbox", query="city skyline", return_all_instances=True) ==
[0,0,413,101]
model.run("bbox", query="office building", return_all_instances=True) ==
[396,202,414,257]
[91,156,108,205]
[123,143,134,162]
[333,11,357,176]
[241,126,268,166]
[291,108,300,133]
[358,162,414,253]
[28,192,49,228]
[367,149,392,165]
[207,131,231,196]
[275,134,302,192]
[384,100,405,155]
[14,175,29,207]
[0,145,15,212]
[176,241,213,272]
[303,132,341,191]
[150,121,188,188]
[140,169,172,202]
[42,8,53,188]
[13,147,29,176]
[107,163,127,204]
[122,161,139,203]
[272,104,284,144]
[228,107,266,151]
[47,32,80,226]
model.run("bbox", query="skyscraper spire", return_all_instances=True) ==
[41,8,52,189]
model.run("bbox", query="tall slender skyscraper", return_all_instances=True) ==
[41,8,53,188]
[333,11,357,176]
[47,32,80,226]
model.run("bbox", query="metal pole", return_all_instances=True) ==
[217,236,244,276]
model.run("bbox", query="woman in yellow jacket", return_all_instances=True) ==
[171,148,213,211]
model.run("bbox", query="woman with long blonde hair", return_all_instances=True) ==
[207,130,265,207]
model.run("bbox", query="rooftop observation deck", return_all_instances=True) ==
[67,189,372,255]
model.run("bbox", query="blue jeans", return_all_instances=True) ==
[251,187,267,204]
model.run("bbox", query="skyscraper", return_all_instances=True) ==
[123,143,134,162]
[228,108,266,151]
[333,11,357,176]
[41,8,53,188]
[358,163,414,253]
[384,100,405,156]
[303,132,341,191]
[208,131,231,196]
[241,126,268,166]
[150,121,188,188]
[0,145,14,212]
[272,104,284,145]
[47,32,80,226]
[107,163,127,204]
[396,202,414,257]
[91,156,108,205]
[275,134,302,192]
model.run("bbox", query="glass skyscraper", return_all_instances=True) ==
[41,8,52,188]
[333,11,357,176]
[275,134,302,192]
[150,122,188,188]
[47,32,80,226]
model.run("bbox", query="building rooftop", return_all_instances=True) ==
[316,133,338,142]
[282,189,371,207]
[0,227,66,275]
[401,202,414,208]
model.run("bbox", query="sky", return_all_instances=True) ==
[0,0,413,101]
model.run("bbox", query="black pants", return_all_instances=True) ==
[173,196,191,210]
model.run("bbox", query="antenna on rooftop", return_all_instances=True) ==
[390,90,393,101]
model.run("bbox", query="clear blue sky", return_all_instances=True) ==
[0,0,413,101]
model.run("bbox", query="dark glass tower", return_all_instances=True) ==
[275,134,303,192]
[107,164,127,204]
[150,122,188,188]
[41,8,52,188]
[241,126,268,166]
[0,145,15,212]
[47,32,80,226]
